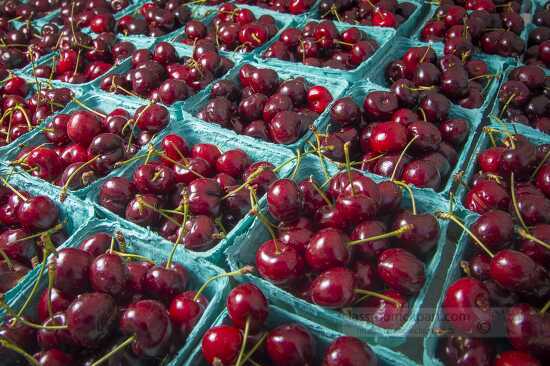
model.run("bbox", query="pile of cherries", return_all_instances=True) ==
[196,64,333,144]
[497,64,549,133]
[319,0,417,28]
[386,45,494,109]
[462,129,550,224]
[420,2,525,58]
[526,2,550,67]
[0,181,66,294]
[318,87,468,190]
[176,3,280,54]
[100,41,234,104]
[262,20,379,70]
[436,208,549,365]
[0,0,57,22]
[0,230,227,365]
[114,1,194,38]
[98,133,279,250]
[29,31,135,85]
[0,76,74,148]
[201,283,378,365]
[249,170,440,330]
[235,0,316,14]
[11,100,170,192]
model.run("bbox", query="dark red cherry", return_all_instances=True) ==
[266,323,314,366]
[256,239,304,285]
[267,179,303,223]
[227,283,268,331]
[201,325,242,366]
[53,248,93,296]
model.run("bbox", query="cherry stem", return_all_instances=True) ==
[309,176,332,207]
[343,142,355,196]
[251,208,280,254]
[290,150,302,180]
[46,261,55,319]
[391,135,418,181]
[483,127,497,147]
[436,212,494,258]
[516,228,550,251]
[167,140,188,163]
[15,247,49,320]
[353,289,402,308]
[419,46,432,64]
[469,74,494,82]
[13,223,63,243]
[0,176,27,201]
[108,235,116,253]
[0,248,14,270]
[167,193,190,264]
[0,298,67,330]
[510,172,528,231]
[499,92,516,118]
[70,97,106,119]
[310,133,331,180]
[0,339,39,366]
[235,316,251,366]
[90,335,137,366]
[530,148,550,181]
[240,331,268,366]
[135,195,181,228]
[418,107,427,122]
[393,180,416,215]
[460,260,471,277]
[347,224,413,246]
[540,300,550,315]
[222,166,267,200]
[112,251,154,263]
[193,266,254,302]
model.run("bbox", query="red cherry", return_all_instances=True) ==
[307,85,333,114]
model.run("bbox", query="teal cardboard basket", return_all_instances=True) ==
[368,37,504,114]
[422,214,480,366]
[0,165,94,306]
[184,306,419,366]
[0,92,179,199]
[0,219,231,365]
[87,115,297,267]
[307,79,485,199]
[225,155,450,347]
[182,59,350,152]
[256,18,396,83]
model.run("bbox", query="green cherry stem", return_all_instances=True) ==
[0,339,39,366]
[90,335,137,366]
[436,212,494,258]
[193,266,254,302]
[347,225,413,246]
[510,172,528,231]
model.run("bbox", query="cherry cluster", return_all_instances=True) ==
[318,88,468,190]
[49,0,133,33]
[0,181,66,295]
[319,0,417,28]
[0,22,54,71]
[115,1,193,38]
[0,0,57,22]
[0,230,228,365]
[177,3,280,54]
[235,0,316,14]
[196,64,333,144]
[437,209,550,364]
[30,32,136,84]
[262,20,379,71]
[252,172,440,329]
[100,42,234,104]
[526,3,550,67]
[12,101,170,193]
[420,2,525,58]
[201,283,378,365]
[98,133,278,250]
[497,65,549,133]
[386,46,493,109]
[0,76,74,148]
[463,130,550,224]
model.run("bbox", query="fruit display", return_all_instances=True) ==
[262,20,382,71]
[318,0,418,29]
[316,83,472,191]
[6,95,171,195]
[99,42,234,104]
[493,64,549,134]
[0,76,74,148]
[193,63,340,145]
[1,1,549,365]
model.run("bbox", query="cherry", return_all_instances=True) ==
[310,266,355,308]
[79,232,112,257]
[98,177,136,216]
[266,323,314,366]
[66,292,117,348]
[489,249,539,292]
[0,228,38,266]
[256,239,305,285]
[201,325,242,366]
[359,289,409,329]
[37,288,71,323]
[392,211,439,256]
[143,265,188,303]
[471,210,514,250]
[494,351,541,366]
[305,228,350,271]
[323,336,377,366]
[438,336,494,366]
[267,179,303,223]
[89,253,129,298]
[227,283,268,332]
[66,111,102,146]
[377,248,425,295]
[53,248,93,296]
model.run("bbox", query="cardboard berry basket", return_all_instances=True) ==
[0,76,83,154]
[0,219,231,364]
[309,0,428,37]
[454,122,550,215]
[488,64,550,137]
[184,305,419,366]
[182,59,350,152]
[308,79,484,200]
[255,18,396,83]
[88,42,242,117]
[86,114,298,267]
[0,91,179,199]
[367,36,505,115]
[224,155,451,347]
[0,165,94,306]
